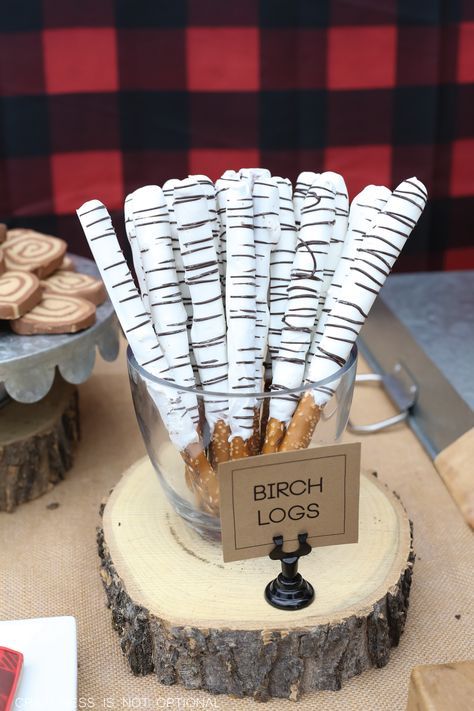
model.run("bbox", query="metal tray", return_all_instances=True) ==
[0,255,119,404]
[358,271,474,458]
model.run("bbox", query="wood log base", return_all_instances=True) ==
[98,458,415,702]
[0,377,80,512]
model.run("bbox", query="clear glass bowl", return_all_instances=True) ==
[127,345,357,541]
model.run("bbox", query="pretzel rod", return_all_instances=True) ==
[173,179,230,465]
[215,171,240,287]
[314,172,349,313]
[162,180,193,325]
[78,200,191,444]
[331,185,391,296]
[124,194,150,313]
[132,185,200,427]
[244,176,280,453]
[236,170,273,453]
[263,178,335,453]
[279,177,428,452]
[162,179,201,386]
[189,175,220,284]
[77,199,219,512]
[251,177,280,382]
[307,185,391,363]
[216,169,270,287]
[268,178,297,363]
[225,179,257,458]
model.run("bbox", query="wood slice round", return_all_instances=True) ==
[98,458,415,701]
[0,377,80,512]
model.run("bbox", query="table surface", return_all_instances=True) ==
[0,341,472,711]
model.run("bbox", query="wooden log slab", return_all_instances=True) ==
[0,377,80,512]
[98,458,415,701]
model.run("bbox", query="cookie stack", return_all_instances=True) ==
[0,226,105,334]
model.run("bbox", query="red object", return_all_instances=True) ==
[0,647,23,711]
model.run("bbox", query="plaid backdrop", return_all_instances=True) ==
[0,1,473,271]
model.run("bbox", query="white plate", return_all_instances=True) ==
[0,616,77,711]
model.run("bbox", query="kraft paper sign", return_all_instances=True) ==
[218,442,361,562]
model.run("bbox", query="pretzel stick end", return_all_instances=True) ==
[278,392,322,452]
[209,420,231,468]
[230,437,249,460]
[182,444,220,516]
[246,406,262,456]
[262,417,286,454]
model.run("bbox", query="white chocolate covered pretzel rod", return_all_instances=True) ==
[77,199,219,513]
[162,180,193,326]
[268,177,297,362]
[215,170,241,287]
[263,177,335,453]
[329,185,390,301]
[189,175,220,280]
[307,184,391,362]
[279,177,428,452]
[173,179,230,465]
[124,194,150,313]
[244,175,280,453]
[225,179,257,458]
[251,176,280,382]
[131,185,199,427]
[314,172,349,316]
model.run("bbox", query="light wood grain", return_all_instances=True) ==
[435,428,474,530]
[407,660,474,710]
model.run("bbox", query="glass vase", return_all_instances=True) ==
[127,345,357,541]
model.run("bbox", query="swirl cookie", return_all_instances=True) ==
[0,271,43,319]
[0,248,5,276]
[4,229,67,278]
[0,223,7,244]
[11,294,96,335]
[42,270,106,305]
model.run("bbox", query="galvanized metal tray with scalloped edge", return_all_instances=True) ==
[0,255,119,404]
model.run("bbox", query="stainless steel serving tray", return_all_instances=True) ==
[358,271,474,458]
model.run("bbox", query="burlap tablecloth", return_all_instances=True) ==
[1,341,473,710]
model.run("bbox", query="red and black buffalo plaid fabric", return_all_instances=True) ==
[0,1,473,271]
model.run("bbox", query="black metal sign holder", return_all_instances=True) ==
[265,533,315,610]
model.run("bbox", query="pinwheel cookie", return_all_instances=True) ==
[3,229,67,278]
[11,294,96,334]
[42,270,106,305]
[0,271,43,319]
